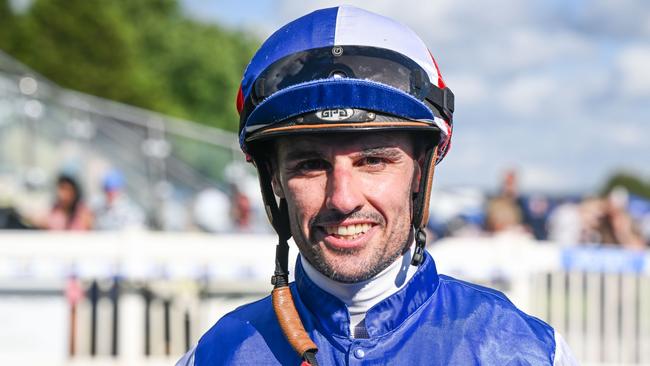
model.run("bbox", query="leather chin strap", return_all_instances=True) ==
[254,158,319,365]
[410,146,438,266]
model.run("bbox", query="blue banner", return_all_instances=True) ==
[561,246,646,273]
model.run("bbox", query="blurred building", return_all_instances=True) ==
[0,50,271,233]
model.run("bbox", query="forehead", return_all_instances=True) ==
[274,132,415,158]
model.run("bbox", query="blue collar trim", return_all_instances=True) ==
[294,250,440,338]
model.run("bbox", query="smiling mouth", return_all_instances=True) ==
[323,223,373,240]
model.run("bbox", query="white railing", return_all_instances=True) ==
[0,231,648,365]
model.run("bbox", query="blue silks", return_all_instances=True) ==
[192,251,556,365]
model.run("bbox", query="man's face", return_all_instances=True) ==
[272,132,421,283]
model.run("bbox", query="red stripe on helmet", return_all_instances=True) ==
[438,120,453,163]
[236,84,244,114]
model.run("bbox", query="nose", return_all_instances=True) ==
[325,162,364,215]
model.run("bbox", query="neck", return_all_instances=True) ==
[300,244,418,337]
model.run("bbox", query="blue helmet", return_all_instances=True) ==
[237,5,453,164]
[237,5,454,235]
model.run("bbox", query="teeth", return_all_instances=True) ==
[325,224,372,237]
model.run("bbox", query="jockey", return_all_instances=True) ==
[178,5,576,365]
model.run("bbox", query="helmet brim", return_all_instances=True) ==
[246,120,442,146]
[240,78,437,148]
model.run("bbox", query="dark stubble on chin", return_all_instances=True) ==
[299,211,411,283]
[306,239,409,283]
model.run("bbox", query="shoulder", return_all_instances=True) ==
[437,274,552,329]
[193,292,295,365]
[199,294,275,347]
[435,274,557,360]
[437,274,521,307]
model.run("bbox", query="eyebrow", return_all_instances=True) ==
[283,146,403,162]
[284,149,323,162]
[355,147,403,159]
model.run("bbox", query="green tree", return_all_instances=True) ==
[601,172,650,199]
[117,0,257,130]
[0,0,11,31]
[0,0,21,52]
[0,0,257,132]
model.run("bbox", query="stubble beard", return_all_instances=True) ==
[295,213,413,283]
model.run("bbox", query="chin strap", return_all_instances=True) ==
[255,161,320,365]
[411,227,427,266]
[410,147,438,266]
[270,200,319,365]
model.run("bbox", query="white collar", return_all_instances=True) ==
[300,243,418,335]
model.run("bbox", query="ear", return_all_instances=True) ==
[411,152,427,193]
[270,169,285,199]
[262,142,286,199]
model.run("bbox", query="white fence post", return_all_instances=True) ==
[567,271,583,360]
[119,292,145,362]
[641,276,650,364]
[585,272,601,363]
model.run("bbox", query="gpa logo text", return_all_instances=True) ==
[315,108,354,122]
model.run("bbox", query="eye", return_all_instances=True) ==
[294,159,328,172]
[358,156,386,166]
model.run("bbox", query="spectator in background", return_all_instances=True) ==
[193,187,231,233]
[547,197,582,245]
[93,170,145,231]
[561,189,646,249]
[521,194,551,240]
[40,174,93,230]
[229,184,251,231]
[485,196,527,235]
[488,169,552,240]
[578,196,604,243]
[485,169,527,235]
[0,205,31,229]
[501,169,520,201]
[596,188,645,249]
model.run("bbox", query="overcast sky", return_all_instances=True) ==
[181,0,650,194]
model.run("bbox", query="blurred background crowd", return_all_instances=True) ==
[429,169,650,249]
[2,162,650,250]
